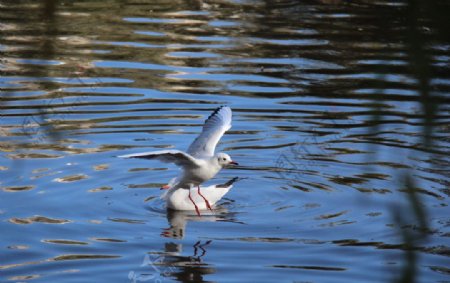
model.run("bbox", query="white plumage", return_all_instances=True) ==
[165,182,233,210]
[187,106,232,158]
[119,106,238,215]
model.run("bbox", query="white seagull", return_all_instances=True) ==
[119,106,238,216]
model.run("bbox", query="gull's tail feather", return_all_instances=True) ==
[217,177,246,188]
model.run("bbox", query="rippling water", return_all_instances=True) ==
[1,1,449,282]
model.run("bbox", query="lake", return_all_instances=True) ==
[0,0,449,282]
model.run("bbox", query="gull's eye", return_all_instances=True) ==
[222,158,226,161]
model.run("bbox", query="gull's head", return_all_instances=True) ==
[216,152,238,167]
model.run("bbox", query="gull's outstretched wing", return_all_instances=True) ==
[187,106,232,158]
[118,150,199,169]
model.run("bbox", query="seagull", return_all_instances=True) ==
[119,106,238,216]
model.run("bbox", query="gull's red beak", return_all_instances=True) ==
[229,161,239,166]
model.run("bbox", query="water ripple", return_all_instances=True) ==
[1,1,448,283]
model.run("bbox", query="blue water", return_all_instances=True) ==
[1,1,449,282]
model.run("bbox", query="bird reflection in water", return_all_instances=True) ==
[161,206,238,239]
[128,240,215,283]
[137,196,243,282]
[130,179,243,282]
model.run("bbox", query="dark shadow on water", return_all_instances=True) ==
[367,1,449,282]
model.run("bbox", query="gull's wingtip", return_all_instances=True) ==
[117,152,150,159]
[203,105,232,125]
[117,153,135,158]
[219,105,232,113]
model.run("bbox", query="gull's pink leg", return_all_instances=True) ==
[188,188,201,216]
[197,185,212,211]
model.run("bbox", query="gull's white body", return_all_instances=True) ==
[176,157,222,188]
[164,184,232,210]
[119,106,237,212]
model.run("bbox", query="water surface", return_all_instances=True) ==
[1,1,449,282]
